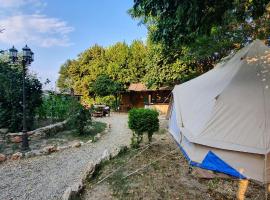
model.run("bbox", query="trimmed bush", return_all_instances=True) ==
[69,103,91,135]
[128,108,159,147]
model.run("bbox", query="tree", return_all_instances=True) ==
[143,40,198,88]
[130,0,270,59]
[57,59,73,93]
[0,61,42,132]
[105,42,130,84]
[127,40,147,82]
[91,75,123,108]
[57,41,148,104]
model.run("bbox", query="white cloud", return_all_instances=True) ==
[0,0,41,8]
[0,14,74,47]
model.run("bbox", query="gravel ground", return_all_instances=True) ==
[0,113,131,200]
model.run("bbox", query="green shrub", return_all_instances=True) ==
[36,93,77,122]
[128,108,159,147]
[69,103,91,135]
[0,62,43,132]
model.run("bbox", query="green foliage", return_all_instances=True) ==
[36,93,91,134]
[69,103,91,135]
[91,75,123,97]
[57,60,73,93]
[94,95,115,108]
[36,93,77,121]
[91,75,123,109]
[130,0,270,60]
[144,41,198,88]
[0,61,42,132]
[57,41,148,102]
[128,108,159,146]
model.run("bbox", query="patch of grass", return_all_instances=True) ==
[87,147,137,183]
[88,121,107,135]
[72,121,106,141]
[108,170,130,198]
[157,128,166,135]
[151,161,160,170]
[49,121,107,142]
[207,178,220,191]
[90,159,110,181]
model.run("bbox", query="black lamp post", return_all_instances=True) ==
[9,45,34,151]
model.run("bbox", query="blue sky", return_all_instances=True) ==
[0,0,147,90]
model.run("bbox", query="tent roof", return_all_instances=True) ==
[172,40,270,154]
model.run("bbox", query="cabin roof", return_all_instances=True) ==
[127,83,172,92]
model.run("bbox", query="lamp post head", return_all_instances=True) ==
[22,45,33,64]
[9,46,18,63]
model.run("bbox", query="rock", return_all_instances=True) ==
[32,150,42,156]
[6,132,23,137]
[11,152,23,160]
[0,154,6,162]
[24,151,35,158]
[96,133,101,139]
[82,161,95,180]
[72,141,81,148]
[30,131,43,140]
[62,187,72,200]
[101,149,110,161]
[42,145,57,154]
[11,136,22,143]
[56,145,69,151]
[86,139,93,144]
[110,148,120,158]
[62,181,83,200]
[0,128,8,134]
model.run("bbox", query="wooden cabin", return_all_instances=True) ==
[119,83,171,114]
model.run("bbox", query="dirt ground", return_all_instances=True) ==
[81,119,268,200]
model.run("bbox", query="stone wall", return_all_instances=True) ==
[6,120,68,142]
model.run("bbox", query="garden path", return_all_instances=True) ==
[0,113,131,200]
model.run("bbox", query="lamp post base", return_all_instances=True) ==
[21,131,30,151]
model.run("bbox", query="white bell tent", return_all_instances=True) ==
[168,40,270,183]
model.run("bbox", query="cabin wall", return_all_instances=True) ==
[146,104,169,115]
[120,90,171,114]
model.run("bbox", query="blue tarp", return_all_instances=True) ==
[175,141,246,179]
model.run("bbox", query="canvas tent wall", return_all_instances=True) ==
[168,40,270,183]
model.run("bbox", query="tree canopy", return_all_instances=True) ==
[57,41,149,101]
[130,0,270,60]
[91,75,123,97]
[57,2,270,103]
[0,61,42,131]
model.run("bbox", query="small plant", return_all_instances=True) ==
[128,108,159,147]
[207,178,220,190]
[69,104,91,135]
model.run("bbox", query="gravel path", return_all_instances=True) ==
[0,113,131,200]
